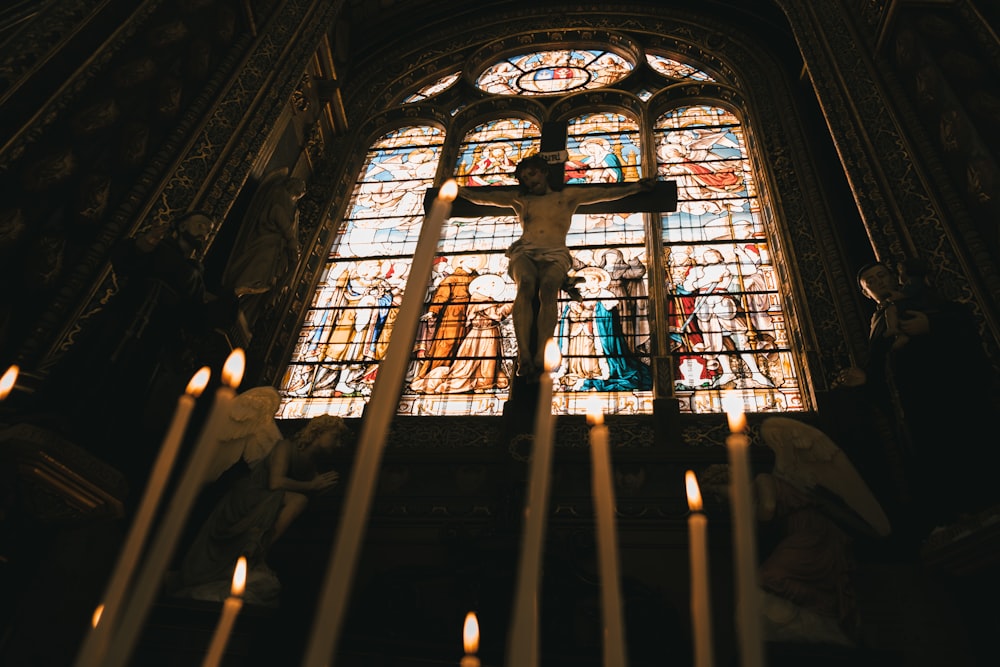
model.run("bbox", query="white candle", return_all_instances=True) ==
[202,556,247,667]
[104,350,245,667]
[685,470,714,667]
[506,339,560,667]
[461,611,481,667]
[301,180,458,667]
[724,399,765,667]
[0,364,18,400]
[587,406,627,667]
[74,367,211,667]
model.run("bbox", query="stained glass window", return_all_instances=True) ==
[280,126,446,419]
[656,105,801,413]
[557,112,654,415]
[401,119,541,416]
[403,72,461,103]
[645,54,714,82]
[279,44,806,418]
[476,49,633,96]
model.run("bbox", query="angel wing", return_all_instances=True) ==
[202,385,283,483]
[760,417,891,537]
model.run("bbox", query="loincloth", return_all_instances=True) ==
[505,239,571,277]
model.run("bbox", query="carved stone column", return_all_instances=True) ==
[775,0,1000,357]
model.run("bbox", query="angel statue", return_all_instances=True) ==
[173,386,347,606]
[702,417,890,647]
[756,417,891,646]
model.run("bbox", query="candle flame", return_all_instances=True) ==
[221,349,246,389]
[186,366,211,396]
[542,338,561,373]
[231,556,247,596]
[585,395,604,426]
[685,470,703,512]
[92,604,104,628]
[463,611,479,654]
[439,179,459,202]
[722,395,746,433]
[0,364,18,400]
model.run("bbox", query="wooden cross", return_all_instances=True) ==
[425,120,678,216]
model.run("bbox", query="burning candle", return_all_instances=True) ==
[202,556,247,667]
[507,339,560,667]
[0,364,18,401]
[587,404,626,667]
[685,470,714,667]
[301,180,458,667]
[74,367,211,667]
[724,398,764,667]
[104,350,245,667]
[461,611,481,667]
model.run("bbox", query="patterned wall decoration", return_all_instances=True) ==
[10,1,344,379]
[777,0,1000,362]
[2,0,252,370]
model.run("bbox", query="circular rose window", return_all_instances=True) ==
[476,49,633,96]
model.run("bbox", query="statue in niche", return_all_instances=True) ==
[43,210,238,463]
[834,260,999,532]
[703,417,891,647]
[108,211,235,379]
[221,170,307,333]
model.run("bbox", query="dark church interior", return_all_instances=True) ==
[2,1,1000,665]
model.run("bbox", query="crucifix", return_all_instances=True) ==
[424,120,677,395]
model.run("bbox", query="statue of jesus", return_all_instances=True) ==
[457,154,654,378]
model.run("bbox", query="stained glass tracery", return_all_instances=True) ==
[279,46,805,418]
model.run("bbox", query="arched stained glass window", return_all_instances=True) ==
[279,126,445,419]
[279,42,807,418]
[558,111,654,413]
[401,119,542,415]
[656,105,801,413]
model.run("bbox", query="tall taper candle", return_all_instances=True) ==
[104,349,245,667]
[506,339,560,667]
[724,400,765,667]
[301,180,458,667]
[587,407,627,667]
[75,367,211,667]
[685,470,715,667]
[202,556,247,667]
